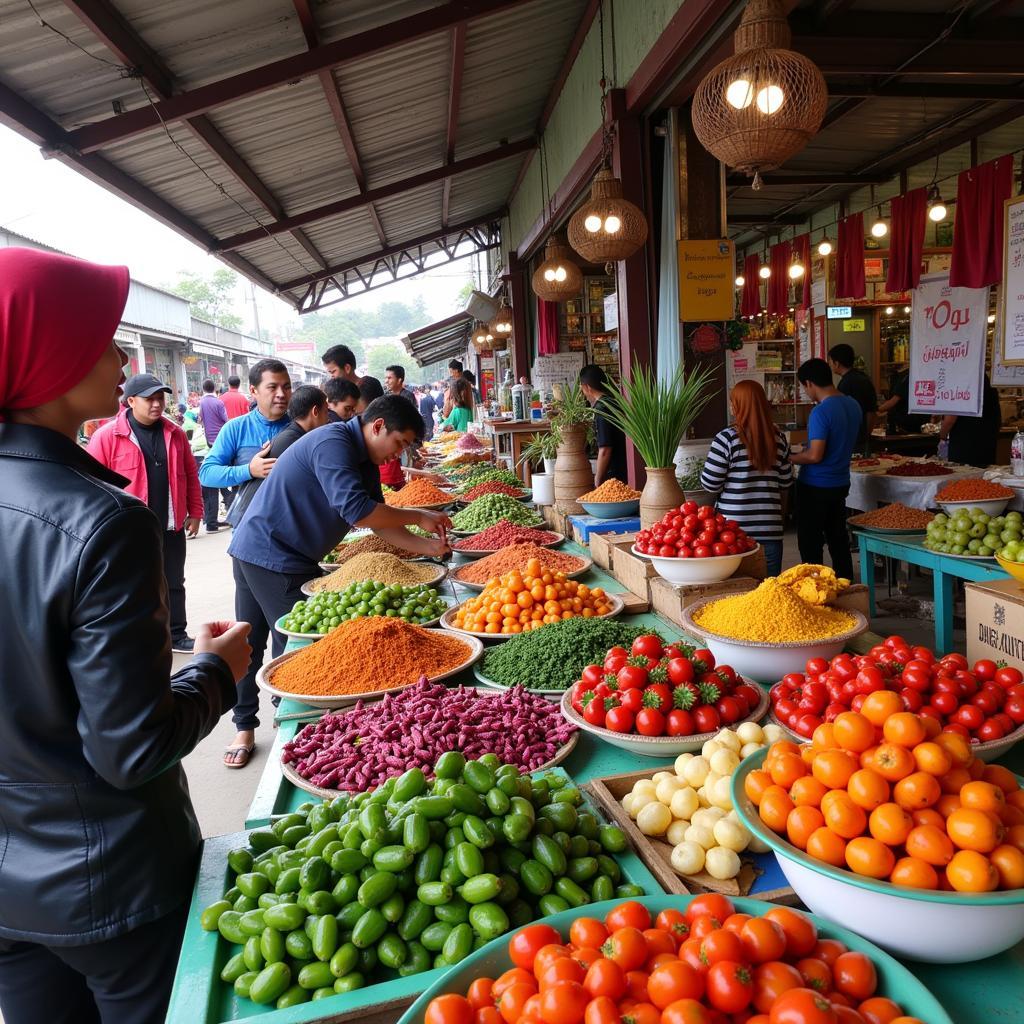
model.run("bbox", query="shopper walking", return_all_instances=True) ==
[88,373,203,652]
[700,380,793,576]
[198,377,232,517]
[0,247,251,1024]
[790,358,862,580]
[220,374,250,419]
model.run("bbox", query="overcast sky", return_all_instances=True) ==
[0,124,477,336]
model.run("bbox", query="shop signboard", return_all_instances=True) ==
[677,239,734,321]
[909,272,988,417]
[1000,194,1024,364]
[843,319,866,333]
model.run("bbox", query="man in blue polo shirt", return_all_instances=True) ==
[224,395,451,768]
[790,358,862,581]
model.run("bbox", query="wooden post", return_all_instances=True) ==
[507,255,530,381]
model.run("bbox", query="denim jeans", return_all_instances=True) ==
[760,539,784,577]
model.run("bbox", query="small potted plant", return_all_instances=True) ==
[518,429,560,476]
[549,381,595,514]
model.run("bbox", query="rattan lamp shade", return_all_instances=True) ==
[691,0,827,178]
[489,303,513,339]
[567,167,649,263]
[532,234,583,303]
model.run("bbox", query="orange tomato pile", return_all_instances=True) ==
[421,896,926,1024]
[746,699,1024,893]
[452,559,613,635]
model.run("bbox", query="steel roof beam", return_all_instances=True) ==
[63,0,330,271]
[824,81,1024,101]
[724,173,890,186]
[441,23,467,229]
[64,0,536,154]
[215,139,532,252]
[797,37,1024,75]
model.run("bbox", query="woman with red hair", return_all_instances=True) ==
[700,379,793,575]
[0,248,252,1022]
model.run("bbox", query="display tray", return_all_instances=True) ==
[448,553,593,590]
[925,549,998,561]
[473,664,566,698]
[438,592,624,642]
[453,490,532,505]
[274,595,458,640]
[254,631,485,709]
[849,524,929,537]
[301,561,448,596]
[451,530,564,558]
[381,498,453,511]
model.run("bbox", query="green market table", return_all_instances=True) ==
[169,543,1024,1024]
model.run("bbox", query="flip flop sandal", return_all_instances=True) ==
[223,743,255,769]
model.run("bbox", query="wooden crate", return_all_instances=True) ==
[650,576,759,629]
[612,541,657,601]
[584,769,797,904]
[541,503,571,537]
[618,589,651,615]
[591,530,637,570]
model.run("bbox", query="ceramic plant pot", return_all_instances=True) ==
[640,465,685,528]
[553,425,594,514]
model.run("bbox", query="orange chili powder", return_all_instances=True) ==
[383,479,453,507]
[453,543,587,584]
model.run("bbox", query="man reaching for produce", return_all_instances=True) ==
[224,395,451,768]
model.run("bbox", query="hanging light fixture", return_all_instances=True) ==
[927,184,947,222]
[567,1,648,264]
[532,234,583,303]
[885,306,894,315]
[788,247,805,279]
[735,274,746,287]
[759,264,772,280]
[870,206,888,238]
[691,0,828,188]
[488,292,513,340]
[817,238,833,256]
[471,322,492,352]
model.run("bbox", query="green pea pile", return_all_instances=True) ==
[452,467,524,493]
[451,494,543,533]
[283,583,449,634]
[201,756,637,1010]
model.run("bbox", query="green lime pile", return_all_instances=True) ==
[451,494,542,532]
[283,583,449,633]
[924,508,1023,557]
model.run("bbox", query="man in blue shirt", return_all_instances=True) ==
[225,395,450,767]
[790,358,862,580]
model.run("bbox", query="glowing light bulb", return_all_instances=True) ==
[988,313,996,324]
[604,215,621,234]
[544,268,556,282]
[756,85,785,115]
[904,306,910,314]
[789,263,805,279]
[758,265,771,279]
[871,220,888,238]
[725,78,753,109]
[584,214,601,232]
[885,306,894,315]
[735,275,745,288]
[554,266,567,282]
[928,201,947,222]
[818,240,833,256]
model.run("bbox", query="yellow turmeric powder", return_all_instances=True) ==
[776,563,850,606]
[693,578,857,642]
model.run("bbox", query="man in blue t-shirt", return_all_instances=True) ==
[224,395,451,768]
[790,358,862,580]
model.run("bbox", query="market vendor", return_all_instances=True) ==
[939,374,1002,468]
[579,363,627,485]
[0,247,251,1023]
[225,394,451,765]
[877,368,928,434]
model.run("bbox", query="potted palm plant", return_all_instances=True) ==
[517,429,560,476]
[549,380,595,514]
[598,365,718,527]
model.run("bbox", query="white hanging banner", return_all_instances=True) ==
[909,272,988,417]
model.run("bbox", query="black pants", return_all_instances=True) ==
[0,905,187,1024]
[193,456,221,529]
[162,528,188,640]
[796,480,854,580]
[232,557,312,731]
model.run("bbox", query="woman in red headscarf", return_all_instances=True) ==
[0,248,252,1023]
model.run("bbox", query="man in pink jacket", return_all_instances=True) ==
[88,374,203,652]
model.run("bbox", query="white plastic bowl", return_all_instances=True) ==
[681,600,868,684]
[936,497,1010,516]
[732,749,1024,963]
[632,543,754,586]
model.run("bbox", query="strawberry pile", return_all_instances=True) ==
[568,634,762,737]
[634,502,757,559]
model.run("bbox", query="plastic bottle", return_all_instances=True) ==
[511,383,527,421]
[1013,429,1024,477]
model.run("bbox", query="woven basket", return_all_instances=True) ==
[568,167,648,263]
[532,234,583,303]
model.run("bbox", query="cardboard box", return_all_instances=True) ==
[612,542,658,601]
[590,531,637,569]
[650,576,758,628]
[965,578,1024,672]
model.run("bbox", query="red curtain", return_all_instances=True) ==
[767,241,792,316]
[950,155,1015,289]
[537,297,560,355]
[836,212,866,299]
[741,253,762,316]
[886,188,927,293]
[792,234,812,310]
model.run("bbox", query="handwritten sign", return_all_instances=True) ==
[678,239,734,321]
[531,352,585,390]
[1001,194,1024,364]
[909,272,988,417]
[843,319,866,333]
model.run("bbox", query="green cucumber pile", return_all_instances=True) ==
[200,754,636,1010]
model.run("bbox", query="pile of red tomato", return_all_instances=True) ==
[421,896,927,1024]
[769,634,1024,742]
[568,635,762,738]
[634,503,757,560]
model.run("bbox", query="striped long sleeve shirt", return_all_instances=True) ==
[699,427,793,541]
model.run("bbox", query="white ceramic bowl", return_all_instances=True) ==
[681,600,868,684]
[936,497,1010,516]
[632,544,754,586]
[732,749,1024,963]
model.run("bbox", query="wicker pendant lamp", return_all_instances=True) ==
[471,321,493,353]
[691,0,827,187]
[568,166,649,263]
[532,234,583,303]
[488,293,513,340]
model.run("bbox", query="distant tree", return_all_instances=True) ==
[168,268,243,330]
[365,341,410,382]
[456,278,475,309]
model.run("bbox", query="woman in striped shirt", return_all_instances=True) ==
[700,379,793,576]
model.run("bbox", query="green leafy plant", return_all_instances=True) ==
[550,380,594,429]
[517,430,561,470]
[598,365,719,469]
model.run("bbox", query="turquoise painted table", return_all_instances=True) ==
[857,531,1009,652]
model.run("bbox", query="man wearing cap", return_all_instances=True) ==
[88,374,203,652]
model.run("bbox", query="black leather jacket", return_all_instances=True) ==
[0,424,236,945]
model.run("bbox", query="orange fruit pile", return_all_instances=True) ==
[452,558,613,635]
[745,698,1024,893]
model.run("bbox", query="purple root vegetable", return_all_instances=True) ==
[282,676,576,792]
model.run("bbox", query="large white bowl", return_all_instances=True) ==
[937,497,1011,516]
[632,543,755,586]
[732,749,1024,963]
[681,600,868,684]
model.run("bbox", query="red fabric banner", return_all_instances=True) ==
[949,155,1014,289]
[792,234,812,309]
[537,298,560,355]
[885,188,927,293]
[741,252,762,317]
[767,241,792,316]
[836,213,866,299]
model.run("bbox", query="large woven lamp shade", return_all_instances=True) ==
[489,302,513,339]
[567,166,649,263]
[471,322,493,353]
[532,234,583,302]
[691,0,827,184]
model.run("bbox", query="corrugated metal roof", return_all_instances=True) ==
[403,311,472,365]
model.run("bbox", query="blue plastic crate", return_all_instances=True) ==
[568,513,642,544]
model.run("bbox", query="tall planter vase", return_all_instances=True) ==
[640,466,685,528]
[553,425,594,515]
